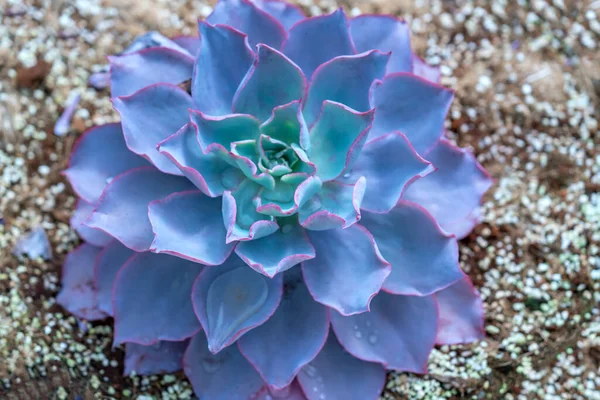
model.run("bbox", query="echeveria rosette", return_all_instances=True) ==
[58,1,493,399]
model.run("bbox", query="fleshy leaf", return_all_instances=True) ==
[113,252,203,346]
[349,15,412,74]
[403,139,493,238]
[113,83,192,175]
[413,54,441,83]
[338,132,431,213]
[251,0,306,30]
[299,178,366,231]
[191,256,282,353]
[56,244,106,321]
[109,47,194,97]
[121,31,188,55]
[330,291,437,373]
[361,201,463,296]
[190,109,261,153]
[254,381,307,400]
[87,167,194,251]
[297,333,385,400]
[435,277,485,345]
[192,22,254,116]
[64,123,150,204]
[171,35,201,55]
[206,0,287,48]
[12,227,52,261]
[124,340,188,375]
[260,100,310,150]
[149,190,235,266]
[303,50,389,126]
[222,180,279,243]
[233,45,306,122]
[230,140,277,189]
[184,331,264,399]
[70,199,112,247]
[235,223,315,277]
[95,240,134,316]
[309,101,374,182]
[302,224,390,315]
[282,9,356,79]
[158,123,245,197]
[255,180,297,217]
[369,73,453,154]
[238,270,329,389]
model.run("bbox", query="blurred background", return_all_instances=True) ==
[0,0,599,399]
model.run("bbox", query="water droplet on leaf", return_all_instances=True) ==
[368,334,378,344]
[202,357,221,373]
[304,363,318,377]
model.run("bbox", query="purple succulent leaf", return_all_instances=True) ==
[369,73,454,154]
[192,22,254,116]
[86,166,195,252]
[237,270,329,389]
[63,123,151,204]
[222,180,279,243]
[54,91,81,136]
[330,291,437,373]
[230,140,277,189]
[56,244,107,321]
[403,139,493,239]
[253,380,307,400]
[12,227,53,261]
[260,100,310,151]
[124,339,188,376]
[349,15,413,74]
[158,123,246,197]
[250,0,306,30]
[435,277,485,345]
[302,224,391,316]
[206,0,287,49]
[308,101,374,182]
[191,255,283,353]
[112,252,203,346]
[298,178,366,231]
[113,83,194,176]
[13,227,53,261]
[109,47,194,98]
[361,201,463,296]
[190,109,261,153]
[94,240,134,316]
[233,44,306,122]
[88,71,111,90]
[171,35,201,56]
[184,331,264,400]
[70,199,113,247]
[303,50,390,126]
[121,31,189,55]
[297,332,385,400]
[282,8,356,79]
[235,222,315,277]
[148,190,236,266]
[412,54,441,83]
[338,132,431,213]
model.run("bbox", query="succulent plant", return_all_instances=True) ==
[58,0,493,398]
